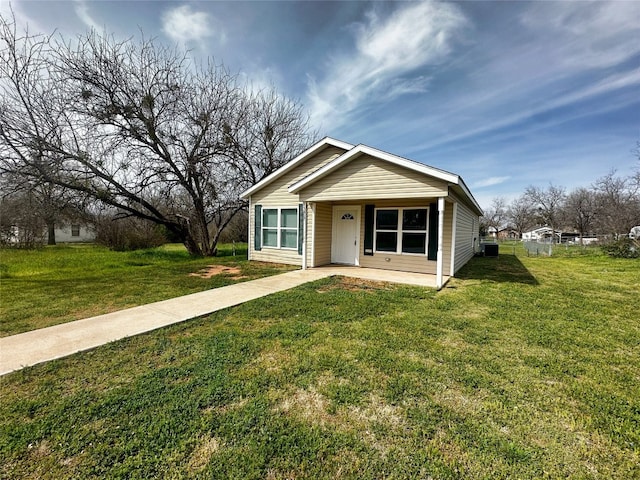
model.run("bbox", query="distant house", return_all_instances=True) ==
[240,137,483,288]
[54,223,95,243]
[522,227,587,243]
[522,227,561,242]
[487,226,519,240]
[1,222,95,245]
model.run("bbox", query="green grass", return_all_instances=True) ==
[1,248,639,478]
[0,243,295,336]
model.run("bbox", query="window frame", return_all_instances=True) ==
[71,224,81,237]
[374,207,429,255]
[261,206,299,250]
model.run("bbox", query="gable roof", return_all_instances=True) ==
[289,143,459,190]
[240,137,353,199]
[241,137,483,215]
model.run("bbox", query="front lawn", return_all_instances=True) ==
[0,243,294,336]
[1,249,638,478]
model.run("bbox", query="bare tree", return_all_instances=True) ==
[481,197,507,238]
[0,190,45,247]
[631,141,640,195]
[593,171,640,237]
[563,187,597,244]
[0,17,314,256]
[525,184,566,243]
[507,194,535,238]
[1,168,88,245]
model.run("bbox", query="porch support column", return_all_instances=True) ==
[302,201,308,270]
[310,203,316,267]
[247,197,252,261]
[436,197,445,289]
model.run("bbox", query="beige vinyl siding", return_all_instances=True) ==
[453,201,477,273]
[248,205,302,266]
[299,155,448,202]
[356,199,438,274]
[251,146,344,205]
[248,146,345,265]
[251,248,302,266]
[359,252,437,274]
[311,202,333,267]
[349,199,452,275]
[449,189,483,217]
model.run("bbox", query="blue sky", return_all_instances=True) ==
[3,0,639,208]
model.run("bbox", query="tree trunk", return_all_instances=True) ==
[183,233,203,256]
[47,222,56,245]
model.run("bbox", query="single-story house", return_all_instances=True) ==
[54,223,95,243]
[522,227,561,242]
[486,226,519,240]
[1,222,95,245]
[522,227,583,243]
[240,138,483,289]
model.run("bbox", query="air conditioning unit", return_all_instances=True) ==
[482,243,499,257]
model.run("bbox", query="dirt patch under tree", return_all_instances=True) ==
[188,265,245,279]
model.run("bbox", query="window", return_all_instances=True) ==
[375,208,428,254]
[71,225,80,237]
[262,207,298,249]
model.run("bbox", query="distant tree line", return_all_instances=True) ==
[0,13,315,254]
[481,158,640,244]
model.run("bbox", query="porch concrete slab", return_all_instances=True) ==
[0,266,438,376]
[312,265,446,288]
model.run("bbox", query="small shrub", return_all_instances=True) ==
[601,238,640,258]
[94,215,167,251]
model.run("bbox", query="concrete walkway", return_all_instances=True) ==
[0,267,441,376]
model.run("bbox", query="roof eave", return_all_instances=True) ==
[451,179,484,216]
[239,137,354,199]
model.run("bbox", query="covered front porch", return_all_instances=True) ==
[301,198,454,289]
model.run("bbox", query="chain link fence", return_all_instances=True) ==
[523,241,554,256]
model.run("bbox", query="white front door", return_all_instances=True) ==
[331,206,360,265]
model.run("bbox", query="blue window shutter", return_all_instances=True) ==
[255,205,262,251]
[364,204,374,256]
[298,203,304,255]
[428,203,438,260]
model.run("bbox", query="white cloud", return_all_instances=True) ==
[520,1,640,70]
[412,67,640,153]
[162,5,223,46]
[74,0,101,31]
[0,0,45,34]
[307,1,468,129]
[238,66,284,95]
[473,176,511,189]
[391,1,640,157]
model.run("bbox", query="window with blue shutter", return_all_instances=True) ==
[427,202,438,260]
[364,204,375,255]
[254,205,262,251]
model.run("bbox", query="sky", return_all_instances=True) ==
[2,0,639,209]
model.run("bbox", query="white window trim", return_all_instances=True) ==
[374,206,429,256]
[262,206,299,250]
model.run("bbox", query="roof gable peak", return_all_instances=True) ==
[240,137,353,199]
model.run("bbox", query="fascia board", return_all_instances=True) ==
[239,137,354,199]
[454,179,484,216]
